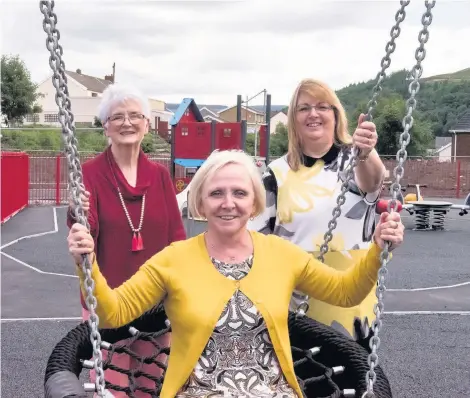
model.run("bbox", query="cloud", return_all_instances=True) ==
[1,0,469,106]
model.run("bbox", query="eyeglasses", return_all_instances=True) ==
[107,112,146,125]
[296,104,334,114]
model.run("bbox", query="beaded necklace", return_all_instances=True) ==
[107,150,145,252]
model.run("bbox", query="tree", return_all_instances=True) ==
[338,68,470,139]
[1,54,43,126]
[93,116,103,127]
[270,122,288,156]
[349,94,433,157]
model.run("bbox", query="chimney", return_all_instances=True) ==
[104,62,116,83]
[76,68,81,74]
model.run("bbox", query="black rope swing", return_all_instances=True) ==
[39,0,435,397]
[44,305,392,398]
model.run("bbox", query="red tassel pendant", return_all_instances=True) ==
[132,231,144,252]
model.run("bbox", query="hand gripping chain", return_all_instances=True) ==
[39,1,106,396]
[295,0,412,318]
[362,2,435,397]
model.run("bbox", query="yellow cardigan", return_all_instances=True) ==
[77,231,382,398]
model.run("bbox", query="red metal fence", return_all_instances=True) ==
[381,157,470,199]
[3,150,470,208]
[1,152,29,223]
[28,151,181,205]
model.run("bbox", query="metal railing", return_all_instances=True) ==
[1,148,469,205]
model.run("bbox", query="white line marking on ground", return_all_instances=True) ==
[1,317,82,322]
[1,207,77,278]
[385,311,470,315]
[388,281,470,292]
[0,207,78,278]
[0,207,59,250]
[2,311,469,323]
[0,251,78,278]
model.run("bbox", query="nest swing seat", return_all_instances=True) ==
[44,305,392,398]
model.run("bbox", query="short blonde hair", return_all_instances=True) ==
[287,78,351,171]
[187,150,266,219]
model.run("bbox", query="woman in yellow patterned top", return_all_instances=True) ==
[68,150,402,398]
[248,78,387,343]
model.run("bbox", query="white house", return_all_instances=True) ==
[200,106,225,123]
[429,136,452,162]
[269,109,288,134]
[26,69,167,129]
[434,142,452,162]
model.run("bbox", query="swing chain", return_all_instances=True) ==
[363,2,435,397]
[39,1,106,396]
[364,0,410,122]
[296,0,410,317]
[316,0,410,264]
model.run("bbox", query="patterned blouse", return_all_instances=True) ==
[176,256,298,398]
[247,145,382,339]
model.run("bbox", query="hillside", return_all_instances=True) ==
[336,68,470,137]
[423,67,470,82]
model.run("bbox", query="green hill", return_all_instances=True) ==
[336,68,470,137]
[423,67,470,82]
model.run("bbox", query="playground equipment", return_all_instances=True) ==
[377,183,469,231]
[175,154,266,219]
[171,95,271,217]
[169,96,271,194]
[39,1,437,397]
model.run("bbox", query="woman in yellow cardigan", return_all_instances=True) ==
[68,149,404,398]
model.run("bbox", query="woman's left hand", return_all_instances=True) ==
[68,223,95,265]
[373,211,404,251]
[353,113,378,158]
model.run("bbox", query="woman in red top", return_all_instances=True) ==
[67,83,186,397]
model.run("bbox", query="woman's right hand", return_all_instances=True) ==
[69,190,90,218]
[68,223,95,264]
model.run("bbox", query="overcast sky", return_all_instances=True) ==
[2,0,469,106]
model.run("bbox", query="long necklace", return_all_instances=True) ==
[107,151,146,252]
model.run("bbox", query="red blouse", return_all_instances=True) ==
[67,146,186,309]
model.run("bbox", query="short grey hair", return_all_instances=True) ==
[187,150,266,219]
[98,83,150,124]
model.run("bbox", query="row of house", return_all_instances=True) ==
[20,68,470,161]
[21,69,288,135]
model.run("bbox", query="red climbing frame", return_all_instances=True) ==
[215,123,243,151]
[174,122,212,159]
[258,125,268,158]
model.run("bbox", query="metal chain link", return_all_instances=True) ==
[363,1,410,122]
[362,2,435,397]
[295,0,410,317]
[319,0,410,264]
[39,2,106,396]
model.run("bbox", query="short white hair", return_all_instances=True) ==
[98,83,150,123]
[188,150,266,219]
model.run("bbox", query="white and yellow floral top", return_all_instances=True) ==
[248,145,381,339]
